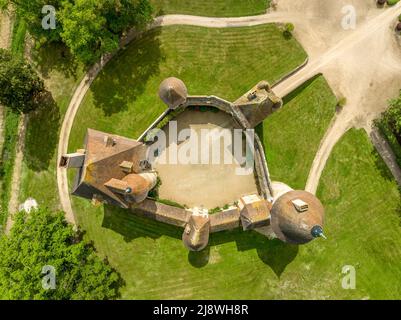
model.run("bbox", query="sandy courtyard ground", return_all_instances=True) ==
[153,110,258,208]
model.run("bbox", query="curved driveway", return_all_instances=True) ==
[57,3,401,224]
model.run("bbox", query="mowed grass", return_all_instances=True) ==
[151,0,269,17]
[259,76,337,189]
[71,129,401,299]
[19,45,84,210]
[67,24,311,298]
[316,129,401,299]
[68,24,307,151]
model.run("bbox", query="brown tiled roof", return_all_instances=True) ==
[240,199,271,230]
[132,199,190,228]
[159,77,188,108]
[210,208,240,233]
[271,190,324,244]
[182,214,210,251]
[72,129,146,208]
[122,174,151,196]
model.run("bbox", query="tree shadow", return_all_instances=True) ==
[24,91,60,171]
[102,205,298,275]
[31,42,80,80]
[283,31,293,40]
[91,27,164,116]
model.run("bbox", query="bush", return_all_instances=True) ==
[337,96,347,108]
[374,92,401,167]
[285,23,295,32]
[283,23,295,39]
[0,49,45,114]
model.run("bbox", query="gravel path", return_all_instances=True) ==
[57,1,401,224]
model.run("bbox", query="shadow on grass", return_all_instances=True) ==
[188,247,210,268]
[24,91,60,171]
[91,28,164,116]
[32,42,80,80]
[103,205,298,275]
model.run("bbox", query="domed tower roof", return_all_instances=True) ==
[122,174,150,196]
[158,77,188,109]
[271,190,325,245]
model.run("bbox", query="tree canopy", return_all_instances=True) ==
[0,49,45,114]
[3,0,153,64]
[0,207,120,299]
[381,91,401,135]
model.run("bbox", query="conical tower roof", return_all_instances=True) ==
[158,77,188,109]
[271,190,325,244]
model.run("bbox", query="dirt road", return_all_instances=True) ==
[57,1,401,223]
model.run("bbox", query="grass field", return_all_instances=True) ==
[150,0,270,17]
[11,2,401,299]
[68,24,307,151]
[65,24,311,298]
[316,129,401,299]
[70,129,401,299]
[19,23,307,218]
[258,75,337,190]
[18,45,84,210]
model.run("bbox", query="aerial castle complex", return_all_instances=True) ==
[60,77,326,251]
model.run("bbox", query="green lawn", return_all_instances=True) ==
[316,129,401,299]
[68,24,307,151]
[19,23,307,226]
[71,129,401,299]
[259,75,337,190]
[66,24,311,298]
[19,44,84,210]
[150,0,270,17]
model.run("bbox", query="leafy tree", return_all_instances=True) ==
[1,0,62,42]
[285,23,295,33]
[59,0,118,64]
[382,92,401,135]
[2,0,153,64]
[105,0,153,34]
[283,22,295,39]
[0,49,45,114]
[0,207,121,299]
[59,0,152,64]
